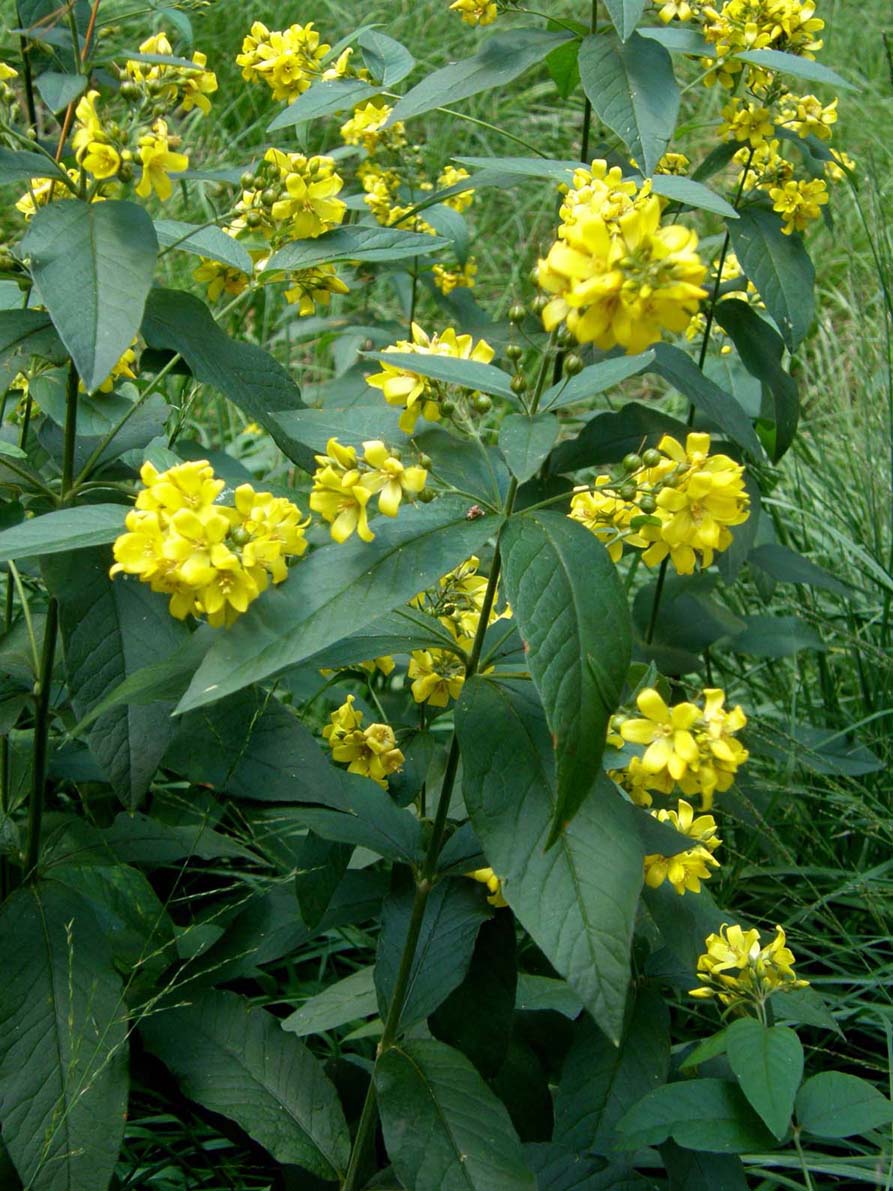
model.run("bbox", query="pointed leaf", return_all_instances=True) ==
[35,70,86,111]
[268,77,379,130]
[651,343,762,455]
[153,219,253,273]
[725,1018,802,1140]
[22,199,158,392]
[455,680,642,1042]
[282,966,377,1037]
[376,876,490,1031]
[604,0,647,40]
[0,503,125,561]
[268,226,449,272]
[547,401,687,475]
[0,147,66,184]
[364,350,516,399]
[728,208,815,351]
[748,543,849,598]
[390,29,573,123]
[616,1078,777,1153]
[578,32,679,176]
[0,882,128,1191]
[177,499,499,713]
[140,990,350,1179]
[499,413,560,482]
[541,353,654,412]
[795,1072,893,1139]
[358,30,415,86]
[376,1038,536,1190]
[501,511,631,836]
[736,48,854,90]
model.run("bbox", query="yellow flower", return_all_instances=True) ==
[643,799,721,895]
[609,754,676,807]
[365,323,496,433]
[408,649,465,707]
[465,867,508,907]
[88,343,138,394]
[340,98,405,153]
[655,151,691,175]
[135,119,189,201]
[678,688,748,806]
[769,177,829,235]
[432,259,478,295]
[449,0,498,26]
[193,258,250,302]
[437,165,475,212]
[15,169,81,219]
[179,50,218,115]
[233,149,345,244]
[0,62,18,81]
[690,923,808,1011]
[568,478,646,563]
[235,20,352,103]
[282,264,349,314]
[620,688,702,782]
[361,440,427,517]
[322,694,404,787]
[309,438,375,544]
[654,0,698,21]
[719,98,775,147]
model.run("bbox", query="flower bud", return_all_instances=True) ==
[505,343,523,362]
[563,353,584,376]
[508,304,526,324]
[510,374,527,395]
[473,394,492,413]
[622,452,643,473]
[642,447,662,467]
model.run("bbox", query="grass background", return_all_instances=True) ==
[92,0,893,1184]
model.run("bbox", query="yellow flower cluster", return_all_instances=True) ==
[569,432,750,575]
[310,438,427,544]
[407,648,466,707]
[365,323,496,433]
[236,20,354,103]
[340,98,407,155]
[82,342,138,395]
[644,799,721,895]
[432,260,479,295]
[14,169,86,219]
[700,0,824,89]
[537,163,707,352]
[614,686,748,810]
[231,148,345,244]
[111,460,309,627]
[322,694,404,788]
[450,0,499,24]
[123,31,218,115]
[690,923,808,1012]
[465,867,508,907]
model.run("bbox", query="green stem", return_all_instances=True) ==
[61,358,78,501]
[645,557,668,645]
[580,0,598,162]
[24,596,57,879]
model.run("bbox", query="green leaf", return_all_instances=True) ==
[176,498,499,713]
[651,344,762,455]
[268,226,448,272]
[604,0,647,39]
[282,966,378,1037]
[416,426,508,510]
[22,199,158,393]
[678,1028,730,1072]
[293,832,353,930]
[661,1143,749,1191]
[455,680,642,1042]
[376,875,490,1031]
[363,350,516,400]
[578,32,679,176]
[526,1145,650,1189]
[649,174,739,218]
[430,913,517,1078]
[44,549,189,809]
[728,208,815,352]
[268,78,380,131]
[515,975,582,1019]
[541,352,654,411]
[153,219,253,273]
[501,511,631,838]
[359,29,415,85]
[0,882,128,1191]
[0,147,66,184]
[273,399,405,459]
[548,401,687,475]
[730,613,825,657]
[287,787,424,863]
[376,1038,536,1189]
[0,309,66,382]
[454,155,579,181]
[736,48,855,90]
[795,1072,893,1139]
[141,287,306,457]
[725,1018,803,1140]
[768,985,841,1034]
[0,503,125,561]
[713,299,798,459]
[140,990,350,1178]
[748,543,850,598]
[499,414,560,483]
[637,26,713,54]
[390,29,573,123]
[546,37,582,99]
[616,1078,777,1153]
[35,69,86,111]
[554,987,670,1155]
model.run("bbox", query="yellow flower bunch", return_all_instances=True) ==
[690,923,809,1011]
[411,556,511,653]
[309,438,427,544]
[365,323,496,433]
[231,148,346,244]
[322,694,404,788]
[340,98,407,154]
[653,0,700,20]
[537,174,707,353]
[644,799,721,895]
[282,265,350,314]
[193,258,250,302]
[72,90,127,181]
[15,170,86,219]
[432,260,478,295]
[700,0,824,89]
[110,460,309,627]
[615,686,748,809]
[569,433,750,575]
[407,648,466,707]
[135,118,189,201]
[465,867,508,907]
[236,20,354,103]
[123,32,218,115]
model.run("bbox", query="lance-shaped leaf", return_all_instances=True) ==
[651,344,762,455]
[363,350,516,400]
[282,966,378,1037]
[725,1018,803,1140]
[268,226,448,272]
[728,208,815,352]
[376,1038,535,1190]
[578,32,679,176]
[616,1078,777,1153]
[455,679,642,1041]
[268,77,380,130]
[44,547,189,810]
[498,413,560,482]
[501,511,631,838]
[390,29,573,123]
[177,498,499,713]
[0,503,126,561]
[540,352,655,411]
[153,219,253,273]
[604,0,647,39]
[140,990,350,1179]
[22,199,158,393]
[0,147,66,184]
[0,882,129,1191]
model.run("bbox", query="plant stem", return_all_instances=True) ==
[645,557,668,645]
[580,0,598,163]
[61,357,78,501]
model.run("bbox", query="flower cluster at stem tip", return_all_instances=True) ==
[111,460,309,627]
[310,438,428,544]
[691,923,809,1014]
[569,432,750,575]
[323,694,405,788]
